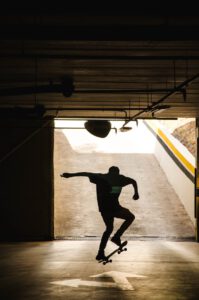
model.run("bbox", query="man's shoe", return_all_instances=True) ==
[111,235,122,246]
[96,251,106,261]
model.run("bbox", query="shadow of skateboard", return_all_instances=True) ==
[99,241,128,265]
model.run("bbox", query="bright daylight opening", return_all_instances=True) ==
[54,119,195,240]
[54,119,155,154]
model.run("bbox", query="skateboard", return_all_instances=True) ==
[99,241,128,265]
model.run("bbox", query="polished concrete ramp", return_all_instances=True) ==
[0,240,199,299]
[54,130,194,239]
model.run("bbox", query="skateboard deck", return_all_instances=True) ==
[99,241,128,265]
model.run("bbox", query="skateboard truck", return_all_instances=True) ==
[99,241,128,265]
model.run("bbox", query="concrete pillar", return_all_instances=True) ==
[195,119,199,242]
[0,117,54,241]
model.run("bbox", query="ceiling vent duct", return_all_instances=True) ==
[84,120,111,138]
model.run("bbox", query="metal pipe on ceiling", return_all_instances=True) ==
[1,54,199,60]
[124,72,199,125]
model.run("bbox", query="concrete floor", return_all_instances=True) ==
[0,240,199,300]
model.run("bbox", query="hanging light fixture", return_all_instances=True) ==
[84,120,111,138]
[119,126,132,132]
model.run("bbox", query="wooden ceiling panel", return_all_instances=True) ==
[0,12,199,120]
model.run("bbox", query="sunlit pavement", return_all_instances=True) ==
[0,240,199,299]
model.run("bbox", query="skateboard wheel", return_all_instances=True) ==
[118,250,121,254]
[124,248,127,251]
[110,260,112,263]
[103,261,106,265]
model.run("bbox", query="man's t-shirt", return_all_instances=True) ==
[89,173,133,212]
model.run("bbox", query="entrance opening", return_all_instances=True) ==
[54,119,195,240]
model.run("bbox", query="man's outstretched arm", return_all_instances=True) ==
[61,172,93,178]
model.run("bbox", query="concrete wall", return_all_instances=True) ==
[0,118,54,241]
[144,120,195,225]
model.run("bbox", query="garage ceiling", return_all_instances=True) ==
[1,10,199,121]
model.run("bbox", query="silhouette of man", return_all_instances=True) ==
[61,166,139,260]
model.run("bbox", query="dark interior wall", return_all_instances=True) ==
[0,118,54,241]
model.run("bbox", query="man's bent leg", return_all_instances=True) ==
[112,207,135,244]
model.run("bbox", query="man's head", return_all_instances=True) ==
[108,166,120,175]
